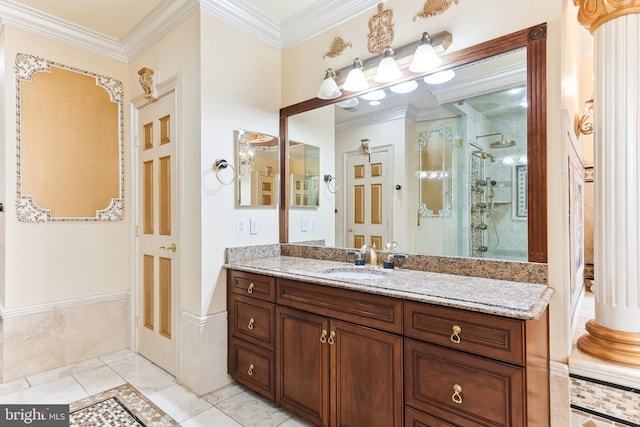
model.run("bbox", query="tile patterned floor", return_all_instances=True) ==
[0,349,312,426]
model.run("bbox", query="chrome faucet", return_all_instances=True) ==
[360,244,378,266]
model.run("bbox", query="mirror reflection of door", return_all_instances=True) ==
[289,141,320,207]
[345,145,393,249]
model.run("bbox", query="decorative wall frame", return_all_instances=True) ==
[15,53,124,222]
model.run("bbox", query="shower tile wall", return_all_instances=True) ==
[481,115,528,261]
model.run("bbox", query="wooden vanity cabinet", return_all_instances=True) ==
[404,301,550,427]
[227,269,549,427]
[276,278,404,427]
[227,270,277,400]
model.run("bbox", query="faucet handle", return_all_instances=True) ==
[383,253,408,269]
[347,249,365,265]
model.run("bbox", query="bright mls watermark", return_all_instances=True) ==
[0,405,68,426]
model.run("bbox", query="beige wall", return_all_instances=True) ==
[281,0,571,363]
[1,27,131,308]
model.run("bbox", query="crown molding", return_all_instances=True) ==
[0,0,379,63]
[0,0,127,62]
[200,0,280,49]
[280,0,380,49]
[122,0,200,61]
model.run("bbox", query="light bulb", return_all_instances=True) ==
[409,33,442,73]
[343,58,369,92]
[316,68,341,99]
[374,48,402,83]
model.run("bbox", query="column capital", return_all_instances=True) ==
[573,0,640,32]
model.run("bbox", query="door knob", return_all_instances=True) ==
[348,228,353,232]
[160,242,177,253]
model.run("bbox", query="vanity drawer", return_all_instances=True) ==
[276,278,403,334]
[229,296,275,350]
[404,339,524,427]
[228,338,275,401]
[405,406,458,427]
[228,270,275,302]
[404,301,524,365]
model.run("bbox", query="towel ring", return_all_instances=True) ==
[213,159,235,185]
[324,174,338,194]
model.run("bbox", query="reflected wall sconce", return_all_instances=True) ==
[375,47,403,83]
[409,32,442,73]
[213,159,235,185]
[317,68,341,99]
[343,58,369,92]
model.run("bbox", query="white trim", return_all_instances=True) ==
[200,0,280,49]
[0,0,127,62]
[181,310,227,328]
[0,291,130,319]
[0,0,380,62]
[122,0,200,61]
[280,0,381,49]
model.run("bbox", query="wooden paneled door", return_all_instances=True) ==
[137,91,178,375]
[345,146,393,250]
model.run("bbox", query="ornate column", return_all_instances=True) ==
[574,0,640,366]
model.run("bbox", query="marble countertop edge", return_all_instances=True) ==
[224,256,554,321]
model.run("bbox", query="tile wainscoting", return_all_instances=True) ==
[0,292,130,382]
[570,374,640,427]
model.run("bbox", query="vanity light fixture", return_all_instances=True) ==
[343,58,369,92]
[316,68,341,99]
[374,47,402,83]
[409,32,442,73]
[423,69,456,84]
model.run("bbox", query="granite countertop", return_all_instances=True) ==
[224,256,553,320]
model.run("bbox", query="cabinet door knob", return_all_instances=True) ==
[327,331,336,345]
[450,325,462,343]
[452,384,463,404]
[320,329,328,343]
[247,318,255,330]
[247,364,254,376]
[247,283,254,294]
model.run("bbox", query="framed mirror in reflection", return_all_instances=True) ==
[289,141,320,208]
[280,24,548,263]
[235,130,279,207]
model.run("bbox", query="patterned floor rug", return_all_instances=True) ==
[69,384,178,427]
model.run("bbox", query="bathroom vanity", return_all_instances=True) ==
[226,256,552,427]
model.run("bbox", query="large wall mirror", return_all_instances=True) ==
[236,130,279,207]
[279,24,547,263]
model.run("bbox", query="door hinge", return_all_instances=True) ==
[135,225,139,237]
[135,316,139,327]
[135,136,140,147]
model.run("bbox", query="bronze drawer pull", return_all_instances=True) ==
[247,364,254,376]
[247,318,255,330]
[247,283,254,294]
[320,329,328,343]
[327,331,336,345]
[452,384,463,404]
[450,325,462,343]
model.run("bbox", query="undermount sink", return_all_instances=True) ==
[322,268,389,280]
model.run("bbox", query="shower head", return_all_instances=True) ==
[476,132,516,149]
[489,138,516,148]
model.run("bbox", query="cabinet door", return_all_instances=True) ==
[331,319,403,427]
[277,306,329,427]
